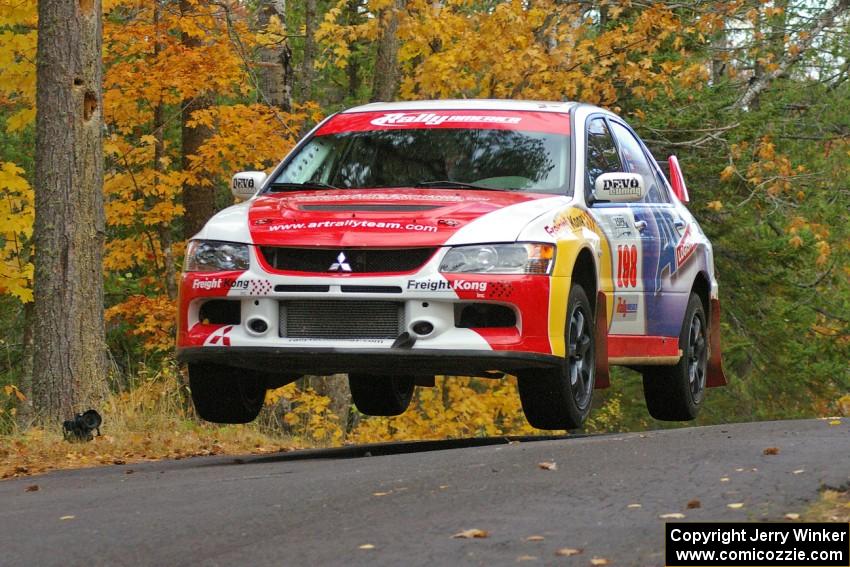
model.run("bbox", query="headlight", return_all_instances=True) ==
[439,243,554,275]
[184,240,250,272]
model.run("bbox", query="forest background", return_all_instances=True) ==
[1,0,848,465]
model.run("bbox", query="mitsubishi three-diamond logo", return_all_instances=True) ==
[329,252,352,272]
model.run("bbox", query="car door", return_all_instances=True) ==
[583,116,647,336]
[607,120,684,338]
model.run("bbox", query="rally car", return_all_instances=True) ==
[177,100,726,430]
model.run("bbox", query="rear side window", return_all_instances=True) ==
[585,118,622,190]
[609,121,669,204]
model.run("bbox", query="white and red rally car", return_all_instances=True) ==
[177,100,726,429]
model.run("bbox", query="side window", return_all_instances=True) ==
[585,118,622,190]
[609,122,669,204]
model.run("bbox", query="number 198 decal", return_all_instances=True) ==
[617,244,638,288]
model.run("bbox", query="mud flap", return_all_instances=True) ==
[594,290,610,389]
[706,297,728,387]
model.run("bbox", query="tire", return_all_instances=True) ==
[517,284,595,430]
[348,374,415,416]
[188,363,267,424]
[642,293,707,421]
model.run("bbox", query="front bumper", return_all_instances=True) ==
[177,346,562,377]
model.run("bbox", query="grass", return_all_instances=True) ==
[802,490,850,523]
[0,366,296,479]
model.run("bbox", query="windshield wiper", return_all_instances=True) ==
[268,181,339,191]
[415,180,504,191]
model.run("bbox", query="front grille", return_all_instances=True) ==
[280,300,404,339]
[260,247,436,274]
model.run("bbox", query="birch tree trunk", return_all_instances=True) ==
[33,0,108,421]
[257,0,294,112]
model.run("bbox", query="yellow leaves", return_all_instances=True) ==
[452,528,489,539]
[706,201,724,212]
[3,384,26,402]
[0,161,34,302]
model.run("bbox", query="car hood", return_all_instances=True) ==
[242,189,568,247]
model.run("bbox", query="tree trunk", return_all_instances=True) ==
[257,0,294,112]
[181,0,215,240]
[33,0,108,422]
[370,0,403,102]
[299,0,317,103]
[346,0,362,100]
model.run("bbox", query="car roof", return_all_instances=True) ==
[341,99,582,114]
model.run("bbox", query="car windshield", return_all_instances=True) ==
[272,128,571,194]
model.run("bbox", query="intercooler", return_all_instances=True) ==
[279,300,405,339]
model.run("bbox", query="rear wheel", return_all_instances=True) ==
[642,293,707,421]
[517,284,595,430]
[188,363,267,424]
[348,374,415,416]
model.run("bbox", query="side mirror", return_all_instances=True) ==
[667,155,690,204]
[593,172,646,203]
[231,171,267,201]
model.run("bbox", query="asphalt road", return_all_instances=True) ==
[1,419,848,566]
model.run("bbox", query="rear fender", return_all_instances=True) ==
[706,297,727,387]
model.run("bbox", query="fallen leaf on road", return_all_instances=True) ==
[792,469,805,475]
[526,535,545,542]
[627,503,642,509]
[784,513,800,520]
[358,544,375,550]
[555,548,582,557]
[59,515,75,520]
[113,459,126,465]
[439,485,449,489]
[125,469,134,474]
[727,503,744,509]
[590,557,610,565]
[735,467,744,472]
[453,529,489,539]
[516,555,537,562]
[720,477,730,482]
[538,461,557,471]
[373,491,390,496]
[25,485,38,492]
[763,447,780,455]
[828,419,841,426]
[660,513,685,519]
[687,499,701,509]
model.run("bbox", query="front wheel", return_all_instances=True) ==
[188,363,267,424]
[642,293,707,421]
[517,284,595,430]
[348,374,415,416]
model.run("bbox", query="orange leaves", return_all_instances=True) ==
[106,294,177,352]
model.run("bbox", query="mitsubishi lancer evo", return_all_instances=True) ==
[177,100,726,430]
